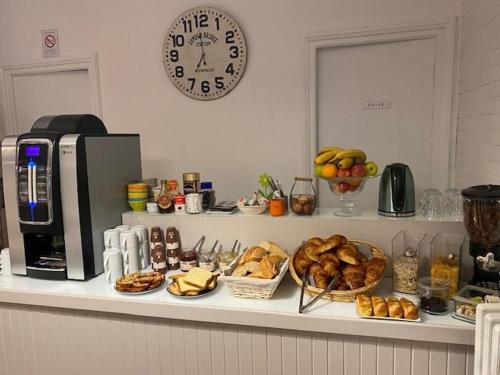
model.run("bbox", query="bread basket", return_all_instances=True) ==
[221,252,289,300]
[289,240,386,302]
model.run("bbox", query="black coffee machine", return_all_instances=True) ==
[461,185,500,291]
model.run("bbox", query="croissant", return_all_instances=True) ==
[336,244,360,265]
[371,295,388,317]
[365,257,387,284]
[400,298,419,320]
[293,249,314,275]
[356,294,373,316]
[319,252,340,277]
[315,234,346,255]
[306,237,324,247]
[310,263,330,289]
[387,297,403,318]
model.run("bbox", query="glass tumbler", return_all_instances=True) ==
[420,188,442,219]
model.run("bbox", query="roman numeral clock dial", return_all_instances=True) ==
[163,7,247,100]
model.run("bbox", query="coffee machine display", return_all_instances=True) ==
[1,114,142,280]
[462,185,500,291]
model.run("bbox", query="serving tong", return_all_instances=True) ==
[297,242,340,313]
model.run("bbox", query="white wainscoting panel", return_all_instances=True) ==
[0,302,474,375]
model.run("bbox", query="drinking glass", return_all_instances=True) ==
[441,188,463,220]
[419,188,442,219]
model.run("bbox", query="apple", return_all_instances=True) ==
[314,165,323,177]
[365,161,378,177]
[349,182,360,192]
[337,168,351,177]
[350,164,366,177]
[335,182,350,194]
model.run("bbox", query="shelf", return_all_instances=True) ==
[0,273,474,345]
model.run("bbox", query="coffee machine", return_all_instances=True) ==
[1,114,141,280]
[461,185,500,291]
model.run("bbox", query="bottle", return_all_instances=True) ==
[150,226,167,274]
[156,180,175,214]
[200,181,216,210]
[165,227,181,270]
[183,172,200,195]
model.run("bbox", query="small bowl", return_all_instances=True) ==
[128,192,149,198]
[128,196,148,202]
[128,200,146,212]
[237,205,268,215]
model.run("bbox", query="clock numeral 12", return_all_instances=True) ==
[194,14,208,28]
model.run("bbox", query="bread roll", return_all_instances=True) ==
[356,294,373,316]
[371,296,388,317]
[387,297,404,319]
[400,298,419,320]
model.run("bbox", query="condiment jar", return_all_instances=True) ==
[430,233,464,297]
[150,226,167,274]
[392,230,426,294]
[269,198,285,216]
[200,181,216,210]
[198,248,217,272]
[289,177,317,215]
[417,277,449,314]
[156,180,175,214]
[183,172,200,195]
[180,249,198,272]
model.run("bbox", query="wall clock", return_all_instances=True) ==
[163,6,247,100]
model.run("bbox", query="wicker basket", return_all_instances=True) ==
[221,253,290,300]
[289,240,386,302]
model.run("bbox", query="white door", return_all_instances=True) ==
[8,69,92,135]
[317,38,437,210]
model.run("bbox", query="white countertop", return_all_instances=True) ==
[0,272,474,345]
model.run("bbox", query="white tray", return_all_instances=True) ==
[356,313,422,323]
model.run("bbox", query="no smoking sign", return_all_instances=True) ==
[41,29,59,57]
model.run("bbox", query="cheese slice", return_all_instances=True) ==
[183,267,213,289]
[177,277,203,294]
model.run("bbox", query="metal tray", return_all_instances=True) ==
[356,313,422,323]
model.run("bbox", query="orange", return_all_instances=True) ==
[321,164,338,178]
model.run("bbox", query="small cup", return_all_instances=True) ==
[186,193,202,214]
[103,229,120,250]
[103,248,123,284]
[146,202,159,213]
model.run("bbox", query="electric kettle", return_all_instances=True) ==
[378,163,415,217]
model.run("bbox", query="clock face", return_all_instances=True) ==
[163,7,247,100]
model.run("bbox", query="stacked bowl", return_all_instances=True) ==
[128,183,148,211]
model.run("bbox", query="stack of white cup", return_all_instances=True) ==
[0,249,11,275]
[105,225,150,276]
[130,225,150,270]
[102,229,123,284]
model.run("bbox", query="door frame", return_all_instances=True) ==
[304,19,460,191]
[0,54,102,135]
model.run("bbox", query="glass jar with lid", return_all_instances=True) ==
[418,277,450,314]
[430,233,464,297]
[183,172,200,195]
[392,230,426,294]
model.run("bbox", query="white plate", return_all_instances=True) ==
[357,313,422,323]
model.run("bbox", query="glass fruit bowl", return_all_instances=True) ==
[318,175,379,217]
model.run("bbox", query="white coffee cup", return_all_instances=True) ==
[120,230,140,273]
[146,202,159,213]
[131,225,150,269]
[103,229,120,250]
[0,249,11,275]
[103,248,123,284]
[186,193,202,214]
[115,225,130,232]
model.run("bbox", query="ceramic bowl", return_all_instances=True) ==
[128,192,149,198]
[237,205,268,215]
[128,200,146,211]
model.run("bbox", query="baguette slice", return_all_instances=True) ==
[183,267,213,289]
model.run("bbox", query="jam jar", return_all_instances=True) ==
[180,248,198,272]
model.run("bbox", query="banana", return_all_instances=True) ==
[332,149,367,164]
[314,150,339,165]
[337,157,354,169]
[319,146,344,155]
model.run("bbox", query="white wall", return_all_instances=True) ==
[0,0,462,201]
[456,0,500,188]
